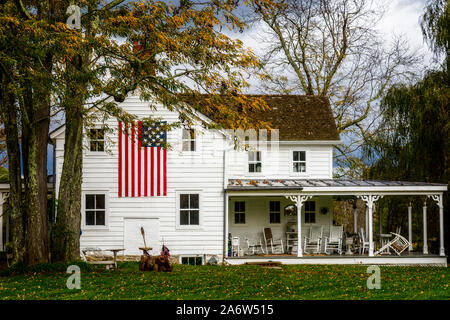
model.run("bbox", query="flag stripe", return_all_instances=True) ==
[150,146,154,196]
[118,121,122,197]
[124,123,128,197]
[138,122,141,197]
[157,147,161,196]
[163,148,167,196]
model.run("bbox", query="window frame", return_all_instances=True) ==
[304,200,316,224]
[269,200,281,224]
[82,191,109,230]
[247,150,262,174]
[234,201,246,225]
[290,149,309,176]
[87,128,106,153]
[180,256,203,265]
[180,127,197,153]
[176,190,202,229]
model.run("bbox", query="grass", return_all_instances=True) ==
[0,262,448,300]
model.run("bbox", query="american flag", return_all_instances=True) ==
[118,121,167,197]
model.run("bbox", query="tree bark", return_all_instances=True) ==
[0,70,25,264]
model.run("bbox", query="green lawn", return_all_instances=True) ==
[0,262,448,300]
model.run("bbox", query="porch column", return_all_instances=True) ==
[357,195,383,257]
[408,202,413,252]
[365,207,369,237]
[224,193,229,261]
[378,204,382,234]
[287,195,312,257]
[423,200,428,255]
[353,201,357,234]
[428,195,445,257]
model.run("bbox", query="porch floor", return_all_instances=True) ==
[225,252,447,266]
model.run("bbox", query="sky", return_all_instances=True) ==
[47,0,432,175]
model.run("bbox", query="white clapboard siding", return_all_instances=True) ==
[53,95,226,257]
[226,144,333,179]
[53,95,336,259]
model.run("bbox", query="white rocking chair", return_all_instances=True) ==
[358,228,370,255]
[375,232,410,256]
[324,225,343,255]
[263,228,284,254]
[304,226,323,254]
[245,237,265,255]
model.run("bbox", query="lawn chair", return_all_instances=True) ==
[263,228,284,254]
[358,228,370,255]
[324,225,343,255]
[245,236,265,255]
[304,225,323,254]
[374,232,410,256]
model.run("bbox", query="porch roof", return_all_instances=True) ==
[226,179,447,196]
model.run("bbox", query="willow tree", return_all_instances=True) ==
[362,0,449,251]
[251,0,420,177]
[51,0,276,262]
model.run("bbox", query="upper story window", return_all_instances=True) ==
[293,151,306,173]
[304,201,316,224]
[269,201,281,224]
[89,129,105,152]
[182,128,196,151]
[248,151,262,173]
[180,194,199,225]
[85,194,106,226]
[234,201,245,224]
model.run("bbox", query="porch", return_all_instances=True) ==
[224,179,448,265]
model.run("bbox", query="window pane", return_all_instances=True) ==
[180,211,189,225]
[181,257,189,264]
[256,151,261,161]
[86,211,95,225]
[270,201,280,212]
[195,257,202,265]
[270,212,280,224]
[190,210,199,225]
[235,201,245,213]
[248,152,255,161]
[96,141,104,152]
[90,141,97,152]
[182,141,191,151]
[96,194,105,209]
[255,163,262,172]
[96,211,105,225]
[180,194,189,209]
[86,195,95,209]
[190,140,196,151]
[300,163,306,172]
[299,151,305,161]
[190,194,199,209]
[293,151,299,161]
[249,163,255,172]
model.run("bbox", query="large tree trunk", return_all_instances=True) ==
[0,71,25,264]
[52,102,84,262]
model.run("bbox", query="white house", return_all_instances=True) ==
[38,94,447,266]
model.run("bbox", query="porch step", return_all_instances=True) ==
[244,261,282,267]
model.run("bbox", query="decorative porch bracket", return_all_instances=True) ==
[356,195,383,256]
[428,194,445,257]
[286,195,313,257]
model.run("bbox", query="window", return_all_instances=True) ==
[269,201,281,224]
[304,201,316,224]
[89,129,105,152]
[234,201,245,224]
[293,151,306,173]
[181,256,203,265]
[182,128,196,151]
[248,151,262,172]
[180,194,199,225]
[85,194,106,226]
